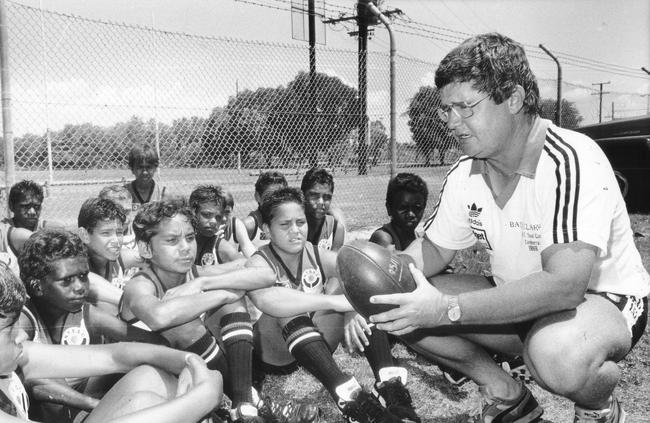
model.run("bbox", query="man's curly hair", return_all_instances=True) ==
[19,228,87,296]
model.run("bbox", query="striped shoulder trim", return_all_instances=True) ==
[542,127,580,243]
[423,156,473,231]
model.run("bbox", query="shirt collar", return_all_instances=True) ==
[470,116,550,178]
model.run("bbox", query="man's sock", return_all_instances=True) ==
[221,312,255,406]
[282,315,350,399]
[363,324,396,381]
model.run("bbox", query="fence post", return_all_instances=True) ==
[39,2,54,185]
[0,0,15,209]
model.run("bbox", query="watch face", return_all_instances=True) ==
[448,306,461,322]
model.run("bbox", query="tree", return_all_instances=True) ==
[538,98,583,129]
[369,120,388,166]
[406,86,457,165]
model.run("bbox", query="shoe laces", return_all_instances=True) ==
[378,377,413,408]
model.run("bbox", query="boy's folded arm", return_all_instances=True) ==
[194,265,275,292]
[87,272,123,305]
[27,378,99,410]
[21,342,190,380]
[248,287,347,317]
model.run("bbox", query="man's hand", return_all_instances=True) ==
[343,312,371,353]
[369,263,447,335]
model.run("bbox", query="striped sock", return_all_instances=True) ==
[186,331,227,375]
[221,312,254,407]
[283,316,350,399]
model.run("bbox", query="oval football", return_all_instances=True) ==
[337,240,416,319]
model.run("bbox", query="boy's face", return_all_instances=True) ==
[304,183,333,220]
[85,219,124,261]
[264,202,307,256]
[195,201,227,238]
[389,192,426,230]
[255,184,285,205]
[36,257,90,313]
[11,193,42,230]
[0,313,27,375]
[131,163,157,184]
[142,214,196,274]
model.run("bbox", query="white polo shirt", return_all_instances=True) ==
[424,117,650,298]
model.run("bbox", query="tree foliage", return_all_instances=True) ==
[538,98,584,129]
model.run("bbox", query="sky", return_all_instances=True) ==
[8,0,650,135]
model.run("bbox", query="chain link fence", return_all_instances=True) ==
[1,2,647,229]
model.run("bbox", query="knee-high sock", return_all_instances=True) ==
[186,331,228,376]
[221,312,254,407]
[363,324,395,381]
[283,315,350,399]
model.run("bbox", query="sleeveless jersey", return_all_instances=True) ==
[254,243,326,294]
[119,266,199,331]
[247,209,270,246]
[0,372,29,419]
[124,181,162,214]
[308,214,338,251]
[103,256,139,290]
[223,216,237,244]
[121,222,137,250]
[22,301,92,387]
[195,235,224,266]
[374,222,418,252]
[0,222,20,278]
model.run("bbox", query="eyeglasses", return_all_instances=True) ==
[436,94,490,123]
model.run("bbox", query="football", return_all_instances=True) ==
[336,240,417,319]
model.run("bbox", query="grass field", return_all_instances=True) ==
[257,215,650,423]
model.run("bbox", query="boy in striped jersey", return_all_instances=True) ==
[368,33,649,423]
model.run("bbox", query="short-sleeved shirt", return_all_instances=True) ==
[424,117,650,297]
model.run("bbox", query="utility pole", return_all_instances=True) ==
[307,0,318,167]
[324,1,401,175]
[592,81,610,123]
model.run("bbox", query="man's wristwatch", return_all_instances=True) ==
[447,295,461,323]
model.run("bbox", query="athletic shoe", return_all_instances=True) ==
[372,377,420,422]
[469,382,543,423]
[496,355,533,384]
[338,390,403,423]
[574,394,626,422]
[230,402,265,423]
[257,396,321,423]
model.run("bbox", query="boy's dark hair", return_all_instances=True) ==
[8,180,44,209]
[386,173,429,210]
[435,32,539,115]
[128,143,160,169]
[224,191,235,209]
[78,198,127,232]
[99,185,132,202]
[133,198,196,244]
[19,229,87,295]
[254,171,287,196]
[260,187,304,225]
[0,262,27,317]
[189,185,226,212]
[300,167,334,193]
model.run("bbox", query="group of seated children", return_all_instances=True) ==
[0,142,438,423]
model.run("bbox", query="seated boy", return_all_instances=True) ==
[236,171,288,251]
[17,228,170,421]
[189,186,243,266]
[78,197,143,290]
[119,198,278,422]
[369,173,428,252]
[4,180,64,232]
[124,143,164,213]
[99,185,137,250]
[220,191,258,258]
[300,167,346,251]
[0,260,223,423]
[244,188,420,423]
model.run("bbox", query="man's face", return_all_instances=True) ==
[11,193,42,230]
[264,202,307,256]
[440,81,513,161]
[389,192,426,230]
[0,313,27,375]
[141,214,196,275]
[195,201,227,237]
[38,257,90,313]
[304,183,333,221]
[86,219,124,261]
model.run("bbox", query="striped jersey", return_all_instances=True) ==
[424,117,650,297]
